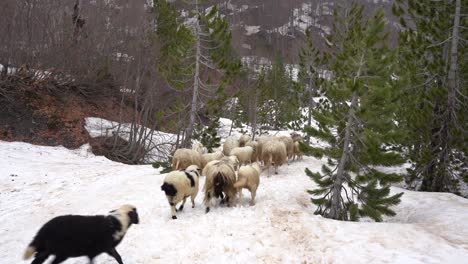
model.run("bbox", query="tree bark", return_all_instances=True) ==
[329,93,357,219]
[184,0,201,148]
[435,0,461,191]
[329,52,365,219]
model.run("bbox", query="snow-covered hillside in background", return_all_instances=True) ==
[1,139,467,263]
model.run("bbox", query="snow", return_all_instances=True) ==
[266,2,332,38]
[244,25,260,36]
[241,43,252,50]
[1,139,467,264]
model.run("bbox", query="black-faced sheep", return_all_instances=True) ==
[203,161,237,213]
[238,134,251,147]
[23,205,139,264]
[234,162,261,205]
[161,165,200,219]
[229,146,254,167]
[293,141,303,161]
[171,148,203,170]
[223,136,239,156]
[278,136,294,164]
[261,140,287,176]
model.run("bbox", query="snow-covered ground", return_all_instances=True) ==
[1,141,467,263]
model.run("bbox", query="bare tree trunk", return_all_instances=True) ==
[251,91,258,140]
[329,93,357,219]
[436,0,461,190]
[184,0,201,148]
[306,65,316,144]
[446,0,460,127]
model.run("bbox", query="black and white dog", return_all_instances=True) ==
[23,204,139,264]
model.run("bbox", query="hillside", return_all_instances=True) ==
[209,0,398,63]
[1,141,467,263]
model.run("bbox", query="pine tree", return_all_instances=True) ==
[154,0,240,148]
[302,3,404,222]
[393,0,468,194]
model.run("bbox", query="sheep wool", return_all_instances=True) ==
[239,134,251,147]
[229,146,254,166]
[23,205,139,264]
[261,140,287,176]
[256,135,276,164]
[161,165,200,219]
[171,148,203,170]
[234,162,261,205]
[245,140,259,162]
[203,161,237,213]
[220,155,240,171]
[223,136,239,156]
[201,151,224,168]
[293,141,303,161]
[290,131,303,142]
[278,136,294,163]
[192,142,206,154]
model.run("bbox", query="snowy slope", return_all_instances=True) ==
[1,141,467,263]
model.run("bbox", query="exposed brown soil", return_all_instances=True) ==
[0,72,134,148]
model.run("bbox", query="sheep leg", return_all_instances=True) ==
[204,191,212,213]
[191,194,196,208]
[250,189,257,206]
[170,202,177,219]
[238,188,243,202]
[31,252,50,264]
[178,196,188,211]
[275,165,279,174]
[107,248,124,264]
[50,255,68,264]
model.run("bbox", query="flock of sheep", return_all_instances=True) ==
[22,132,304,264]
[162,132,303,219]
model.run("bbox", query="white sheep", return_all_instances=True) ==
[171,148,203,170]
[192,142,206,154]
[245,140,259,162]
[202,159,221,177]
[234,162,261,205]
[223,136,239,156]
[293,141,303,161]
[201,151,224,169]
[278,136,294,164]
[161,165,200,219]
[239,134,251,147]
[290,131,303,142]
[220,155,240,171]
[203,161,237,213]
[229,146,254,167]
[261,139,287,176]
[256,135,276,165]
